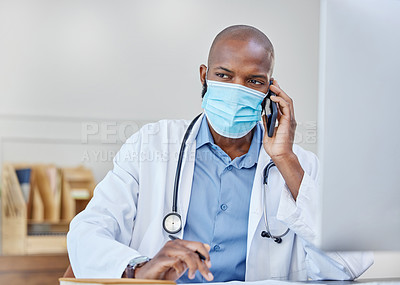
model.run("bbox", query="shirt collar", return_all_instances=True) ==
[235,122,262,169]
[196,115,216,149]
[195,116,262,169]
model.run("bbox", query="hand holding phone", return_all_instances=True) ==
[261,80,278,138]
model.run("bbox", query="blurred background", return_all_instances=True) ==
[0,0,398,281]
[0,0,320,183]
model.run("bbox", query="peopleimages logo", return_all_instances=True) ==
[80,120,318,145]
[294,120,317,145]
[81,121,141,144]
[79,120,318,162]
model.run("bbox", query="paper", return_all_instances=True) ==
[181,280,305,285]
[181,280,400,285]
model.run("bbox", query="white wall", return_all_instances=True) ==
[0,0,321,123]
[0,0,320,171]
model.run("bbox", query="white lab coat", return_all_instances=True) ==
[67,113,373,281]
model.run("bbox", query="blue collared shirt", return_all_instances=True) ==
[178,116,262,283]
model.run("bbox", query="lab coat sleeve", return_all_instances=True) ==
[276,149,374,280]
[67,134,143,278]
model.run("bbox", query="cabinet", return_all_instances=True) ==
[0,254,69,285]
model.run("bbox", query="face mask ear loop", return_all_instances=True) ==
[205,67,209,84]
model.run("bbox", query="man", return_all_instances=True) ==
[67,25,373,282]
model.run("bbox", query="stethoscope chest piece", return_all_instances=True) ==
[163,212,182,234]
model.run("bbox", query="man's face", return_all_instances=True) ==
[201,38,273,97]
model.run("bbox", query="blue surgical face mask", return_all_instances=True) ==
[201,79,267,138]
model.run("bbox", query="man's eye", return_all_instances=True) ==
[249,79,264,85]
[216,73,229,79]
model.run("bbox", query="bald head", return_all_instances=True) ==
[200,25,275,97]
[208,25,274,73]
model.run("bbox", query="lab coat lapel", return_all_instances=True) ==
[246,122,270,263]
[176,113,205,238]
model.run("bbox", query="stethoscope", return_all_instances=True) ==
[162,114,202,234]
[261,161,290,243]
[162,114,290,243]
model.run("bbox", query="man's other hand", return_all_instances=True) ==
[134,239,213,281]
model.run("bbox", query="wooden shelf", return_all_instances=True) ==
[1,164,94,255]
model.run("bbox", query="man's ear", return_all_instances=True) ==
[200,64,207,85]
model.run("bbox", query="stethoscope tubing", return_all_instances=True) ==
[172,113,202,212]
[262,161,290,242]
[166,114,290,243]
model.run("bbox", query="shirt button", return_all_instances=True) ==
[220,204,228,211]
[213,245,221,251]
[227,165,233,171]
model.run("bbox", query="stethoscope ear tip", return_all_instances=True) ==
[261,231,283,243]
[261,231,271,238]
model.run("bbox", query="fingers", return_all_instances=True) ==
[177,240,211,267]
[139,239,213,281]
[137,256,185,280]
[170,258,186,277]
[156,256,186,280]
[270,79,295,120]
[165,240,213,281]
[270,95,291,120]
[172,246,212,281]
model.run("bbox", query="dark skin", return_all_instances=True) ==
[201,38,304,200]
[201,38,272,159]
[134,36,304,281]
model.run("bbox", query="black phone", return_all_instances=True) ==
[261,80,278,138]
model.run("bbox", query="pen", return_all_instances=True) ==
[168,235,206,261]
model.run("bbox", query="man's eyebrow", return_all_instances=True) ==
[250,74,268,80]
[215,66,233,73]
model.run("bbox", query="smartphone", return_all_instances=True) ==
[261,80,278,138]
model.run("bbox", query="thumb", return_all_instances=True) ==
[203,243,211,251]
